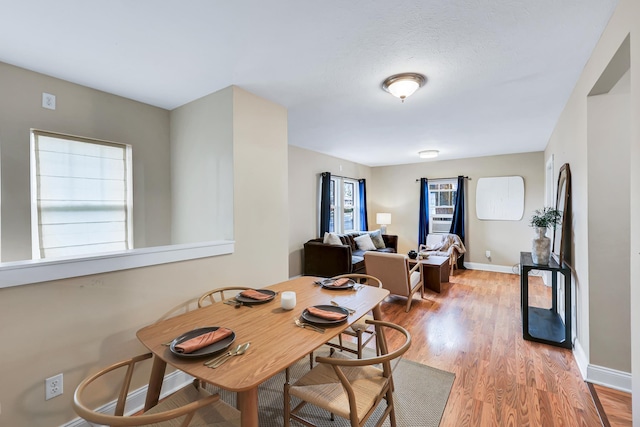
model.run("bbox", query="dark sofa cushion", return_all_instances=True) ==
[352,255,365,273]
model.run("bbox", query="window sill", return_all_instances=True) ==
[0,240,235,289]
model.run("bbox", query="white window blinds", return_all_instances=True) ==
[30,131,133,259]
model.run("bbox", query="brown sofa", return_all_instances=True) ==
[303,232,398,278]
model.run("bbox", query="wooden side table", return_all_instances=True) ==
[409,256,449,293]
[520,251,571,349]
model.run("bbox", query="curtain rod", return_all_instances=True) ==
[415,175,471,182]
[322,172,363,181]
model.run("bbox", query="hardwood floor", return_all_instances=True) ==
[589,383,632,427]
[375,269,603,426]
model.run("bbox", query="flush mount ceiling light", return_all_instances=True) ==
[419,150,439,159]
[382,73,426,102]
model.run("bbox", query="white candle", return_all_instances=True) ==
[281,291,296,310]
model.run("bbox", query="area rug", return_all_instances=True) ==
[207,347,455,426]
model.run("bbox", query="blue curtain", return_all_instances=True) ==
[449,175,466,268]
[358,179,368,231]
[319,172,332,236]
[418,178,429,246]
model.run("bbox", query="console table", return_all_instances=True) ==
[520,252,571,349]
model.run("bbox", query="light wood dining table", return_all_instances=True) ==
[136,276,389,427]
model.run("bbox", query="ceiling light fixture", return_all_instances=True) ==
[419,150,439,159]
[382,73,426,102]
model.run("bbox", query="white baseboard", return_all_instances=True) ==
[464,262,516,274]
[572,338,631,393]
[62,370,193,427]
[573,338,588,379]
[587,364,632,393]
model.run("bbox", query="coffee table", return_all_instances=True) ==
[409,255,449,293]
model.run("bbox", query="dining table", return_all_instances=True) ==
[136,275,390,427]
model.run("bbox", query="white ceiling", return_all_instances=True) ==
[0,0,619,166]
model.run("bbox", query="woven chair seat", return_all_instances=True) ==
[288,352,386,422]
[284,320,411,427]
[349,314,374,333]
[145,385,240,427]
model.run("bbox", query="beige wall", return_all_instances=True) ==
[0,62,172,261]
[543,0,638,411]
[587,91,630,371]
[170,87,235,243]
[369,152,545,268]
[288,146,372,277]
[0,86,289,426]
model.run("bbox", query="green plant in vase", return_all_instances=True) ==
[529,207,562,265]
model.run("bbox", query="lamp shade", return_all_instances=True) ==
[387,80,420,99]
[376,213,391,225]
[382,73,426,101]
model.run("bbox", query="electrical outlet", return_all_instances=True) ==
[42,92,56,110]
[485,250,491,258]
[45,373,63,400]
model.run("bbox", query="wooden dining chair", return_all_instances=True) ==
[73,353,241,426]
[326,274,383,359]
[197,286,254,308]
[284,320,412,427]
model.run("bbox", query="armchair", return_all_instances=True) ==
[364,252,423,312]
[419,233,466,274]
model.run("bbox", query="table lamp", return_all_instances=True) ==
[376,213,391,234]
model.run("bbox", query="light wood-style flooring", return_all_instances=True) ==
[376,269,606,426]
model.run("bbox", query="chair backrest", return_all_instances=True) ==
[316,320,411,369]
[331,273,382,288]
[197,286,254,308]
[73,353,222,426]
[426,233,444,249]
[364,252,411,296]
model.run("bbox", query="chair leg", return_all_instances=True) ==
[357,331,363,359]
[309,352,314,369]
[386,387,397,427]
[283,382,291,427]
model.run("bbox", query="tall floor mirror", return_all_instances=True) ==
[552,163,572,267]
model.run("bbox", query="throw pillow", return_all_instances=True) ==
[368,229,386,249]
[323,232,343,246]
[354,233,377,251]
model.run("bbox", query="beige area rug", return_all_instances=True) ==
[207,347,455,426]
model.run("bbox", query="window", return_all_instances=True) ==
[429,179,457,233]
[30,130,133,259]
[328,177,360,234]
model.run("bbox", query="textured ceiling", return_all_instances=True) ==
[0,0,619,166]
